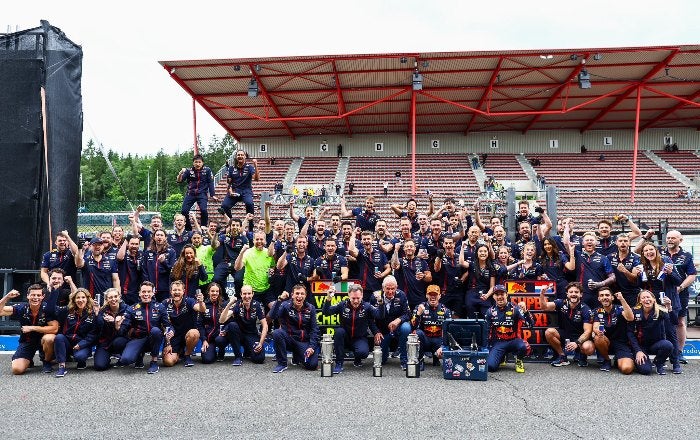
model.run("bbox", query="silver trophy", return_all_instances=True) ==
[406,333,420,378]
[373,345,383,377]
[320,333,334,377]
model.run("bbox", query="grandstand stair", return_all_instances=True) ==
[282,157,303,191]
[643,151,694,188]
[334,156,350,193]
[515,153,538,182]
[471,155,487,191]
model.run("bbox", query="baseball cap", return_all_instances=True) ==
[426,284,441,296]
[493,284,507,293]
[90,237,107,245]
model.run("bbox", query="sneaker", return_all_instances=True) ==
[500,359,507,366]
[76,361,87,370]
[655,363,667,375]
[42,362,53,374]
[147,361,159,374]
[672,364,683,374]
[183,356,194,367]
[272,364,288,373]
[550,355,570,367]
[55,366,67,377]
[291,355,301,366]
[400,360,407,371]
[232,358,242,367]
[678,354,688,365]
[600,360,611,372]
[515,358,525,373]
[216,207,225,215]
[419,360,425,372]
[332,362,343,374]
[577,357,588,368]
[353,359,363,368]
[135,357,145,369]
[390,350,400,359]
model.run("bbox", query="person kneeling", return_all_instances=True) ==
[486,285,533,373]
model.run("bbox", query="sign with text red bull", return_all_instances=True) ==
[506,280,557,361]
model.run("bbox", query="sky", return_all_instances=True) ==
[4,0,699,156]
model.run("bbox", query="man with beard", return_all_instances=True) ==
[41,231,79,285]
[340,195,380,232]
[177,153,217,231]
[607,233,641,306]
[219,150,259,217]
[540,282,595,367]
[348,231,390,299]
[116,235,143,305]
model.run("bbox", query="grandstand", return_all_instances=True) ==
[204,149,699,234]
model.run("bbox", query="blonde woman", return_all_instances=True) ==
[627,290,676,375]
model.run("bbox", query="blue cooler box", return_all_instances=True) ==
[441,319,489,381]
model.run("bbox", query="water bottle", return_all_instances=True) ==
[564,338,571,355]
[225,274,236,299]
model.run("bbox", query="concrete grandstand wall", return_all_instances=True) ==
[240,128,700,158]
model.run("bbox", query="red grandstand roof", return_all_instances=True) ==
[159,45,700,141]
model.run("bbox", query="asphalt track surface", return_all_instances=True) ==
[0,353,697,440]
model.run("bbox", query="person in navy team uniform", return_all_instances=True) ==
[170,244,207,298]
[0,285,59,375]
[197,283,228,364]
[276,235,315,299]
[219,150,259,217]
[116,235,143,305]
[540,282,595,367]
[485,285,533,373]
[76,237,120,301]
[607,233,641,307]
[130,206,163,250]
[40,230,79,285]
[117,281,173,374]
[167,214,193,257]
[177,153,217,231]
[269,284,319,373]
[432,235,466,318]
[391,239,432,309]
[141,229,177,302]
[339,195,381,232]
[322,284,384,374]
[93,288,129,371]
[628,290,676,375]
[637,241,683,373]
[571,231,615,309]
[162,280,205,368]
[220,284,269,366]
[410,284,452,371]
[52,288,97,377]
[591,287,635,374]
[370,276,412,369]
[347,231,390,299]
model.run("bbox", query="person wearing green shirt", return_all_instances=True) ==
[235,231,275,310]
[191,229,218,288]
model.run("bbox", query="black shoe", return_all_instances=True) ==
[217,207,225,215]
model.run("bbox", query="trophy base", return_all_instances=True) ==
[321,363,333,377]
[406,363,420,378]
[373,366,382,377]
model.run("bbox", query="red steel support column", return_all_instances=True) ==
[631,86,641,203]
[411,90,417,195]
[192,98,199,156]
